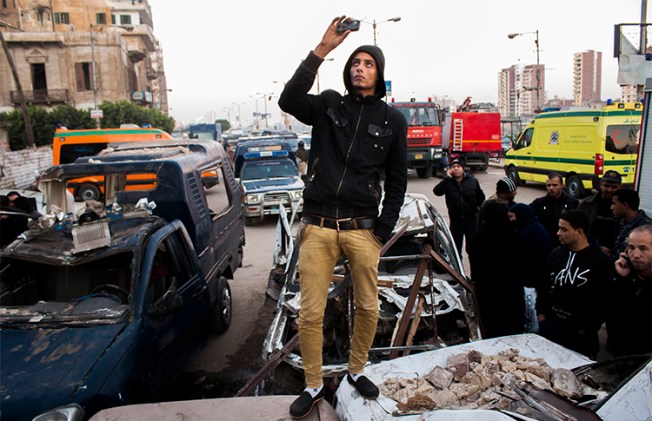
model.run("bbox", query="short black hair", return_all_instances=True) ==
[613,188,640,211]
[559,209,590,233]
[547,172,563,183]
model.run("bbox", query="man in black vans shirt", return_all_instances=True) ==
[537,210,613,358]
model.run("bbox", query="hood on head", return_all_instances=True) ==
[343,45,386,98]
[509,203,537,228]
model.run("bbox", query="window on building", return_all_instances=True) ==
[119,15,132,25]
[74,62,94,92]
[96,13,106,25]
[54,12,70,25]
[2,1,7,8]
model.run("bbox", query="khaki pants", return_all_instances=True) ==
[297,223,381,388]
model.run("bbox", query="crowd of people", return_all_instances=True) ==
[435,161,651,361]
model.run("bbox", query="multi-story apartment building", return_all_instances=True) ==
[620,84,640,103]
[497,63,545,118]
[0,0,169,116]
[572,50,602,106]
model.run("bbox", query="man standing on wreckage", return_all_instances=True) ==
[278,15,408,419]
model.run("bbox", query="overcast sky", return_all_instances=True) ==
[150,0,649,126]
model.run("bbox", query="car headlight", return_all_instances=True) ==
[32,404,84,421]
[246,194,261,204]
[292,191,303,200]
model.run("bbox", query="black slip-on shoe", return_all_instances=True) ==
[289,387,325,419]
[347,374,379,399]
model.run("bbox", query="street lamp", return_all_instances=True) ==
[255,92,273,128]
[315,58,333,93]
[508,30,541,111]
[232,101,245,128]
[368,17,401,46]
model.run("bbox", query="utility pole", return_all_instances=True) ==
[0,31,35,148]
[639,0,649,100]
[90,24,101,128]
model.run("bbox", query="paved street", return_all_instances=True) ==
[167,163,549,400]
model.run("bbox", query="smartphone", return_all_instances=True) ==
[625,255,633,268]
[337,20,361,33]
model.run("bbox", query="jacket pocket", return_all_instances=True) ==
[365,124,392,156]
[327,108,349,127]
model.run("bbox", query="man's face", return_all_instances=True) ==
[599,180,621,200]
[546,177,564,199]
[626,230,652,273]
[557,219,582,247]
[450,163,464,178]
[350,52,377,96]
[611,196,628,218]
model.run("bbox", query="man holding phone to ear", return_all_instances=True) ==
[605,224,652,357]
[278,15,407,418]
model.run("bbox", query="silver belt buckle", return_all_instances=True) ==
[336,218,351,231]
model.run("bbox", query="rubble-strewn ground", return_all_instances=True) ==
[380,348,585,416]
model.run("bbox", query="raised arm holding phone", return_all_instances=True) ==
[278,16,408,419]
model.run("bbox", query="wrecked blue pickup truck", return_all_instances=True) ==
[0,140,245,421]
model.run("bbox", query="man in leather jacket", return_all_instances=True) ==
[278,16,407,418]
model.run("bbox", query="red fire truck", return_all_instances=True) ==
[390,99,444,178]
[442,97,502,171]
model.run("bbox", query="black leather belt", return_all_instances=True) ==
[302,215,376,231]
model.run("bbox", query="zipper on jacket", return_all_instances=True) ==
[335,104,364,218]
[368,180,380,206]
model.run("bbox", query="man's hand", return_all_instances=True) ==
[314,16,353,58]
[615,252,632,277]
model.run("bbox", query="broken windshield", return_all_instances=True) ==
[0,252,133,325]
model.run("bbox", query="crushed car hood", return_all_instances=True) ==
[0,323,125,420]
[335,334,651,420]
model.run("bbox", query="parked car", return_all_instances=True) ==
[240,150,304,226]
[233,138,297,178]
[0,140,245,420]
[501,136,512,154]
[262,193,480,385]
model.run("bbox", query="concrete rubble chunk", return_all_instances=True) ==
[551,367,583,398]
[446,353,469,381]
[426,389,459,408]
[425,366,454,389]
[468,349,483,363]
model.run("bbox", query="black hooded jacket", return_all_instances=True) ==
[278,46,408,242]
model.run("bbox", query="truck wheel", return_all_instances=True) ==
[416,164,432,179]
[78,183,101,201]
[565,174,585,199]
[211,276,232,334]
[506,167,523,186]
[244,216,256,226]
[477,164,489,172]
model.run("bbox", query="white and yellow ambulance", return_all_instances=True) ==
[504,102,641,198]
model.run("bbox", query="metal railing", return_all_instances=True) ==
[10,89,70,105]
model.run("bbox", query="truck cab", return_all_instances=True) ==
[390,100,444,178]
[0,139,245,420]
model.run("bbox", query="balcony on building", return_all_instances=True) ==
[10,89,70,105]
